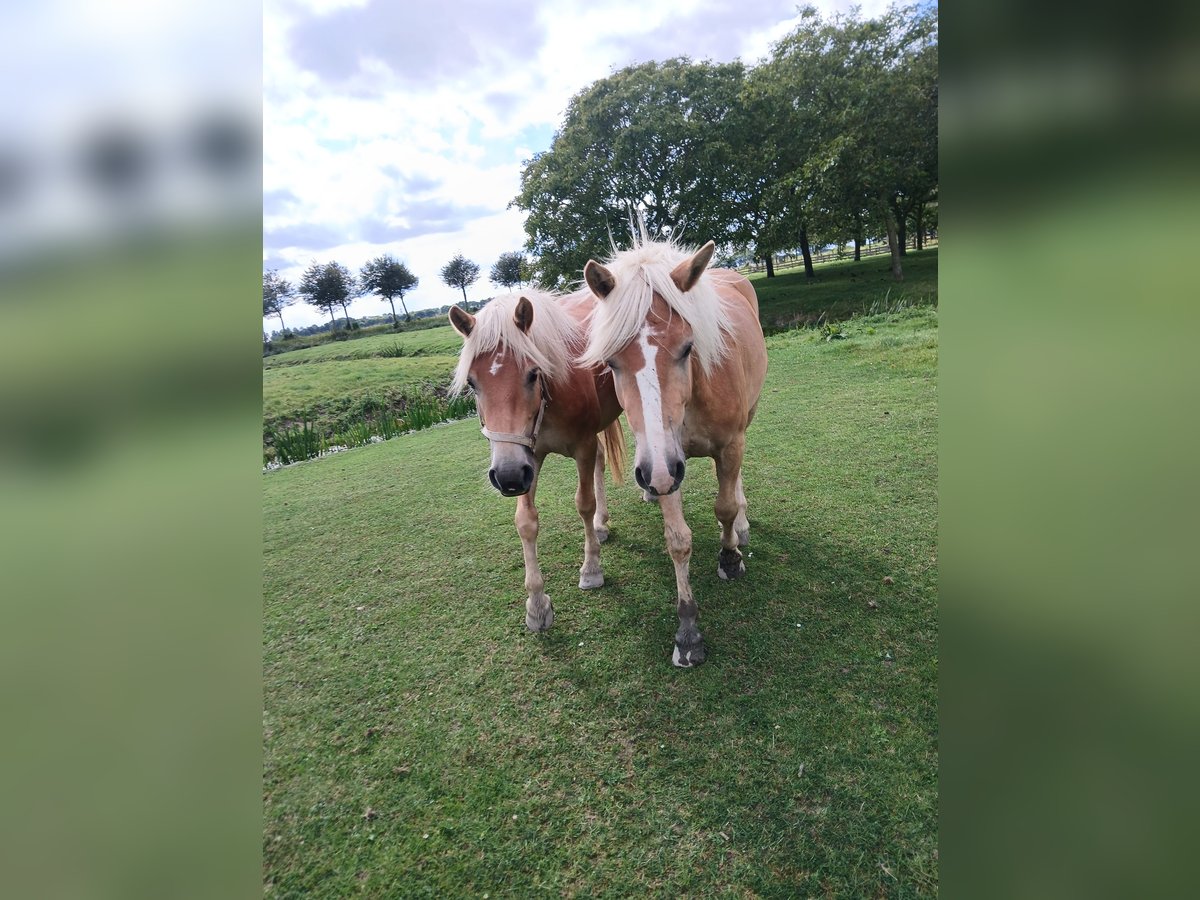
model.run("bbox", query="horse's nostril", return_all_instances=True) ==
[520,464,534,490]
[672,459,686,482]
[635,465,649,489]
[488,469,501,491]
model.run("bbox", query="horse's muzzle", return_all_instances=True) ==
[635,459,685,496]
[489,463,534,496]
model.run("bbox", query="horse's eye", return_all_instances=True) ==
[467,377,477,390]
[680,342,694,361]
[605,359,618,372]
[527,369,539,384]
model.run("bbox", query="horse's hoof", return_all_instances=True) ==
[579,570,604,590]
[718,548,746,581]
[672,637,706,668]
[595,526,610,544]
[525,599,554,632]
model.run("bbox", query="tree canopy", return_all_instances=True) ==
[360,254,419,325]
[440,253,481,305]
[263,270,295,332]
[490,252,526,290]
[299,261,356,329]
[513,57,746,287]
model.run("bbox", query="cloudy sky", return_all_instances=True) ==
[264,0,888,330]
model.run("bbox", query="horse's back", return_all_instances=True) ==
[709,268,760,320]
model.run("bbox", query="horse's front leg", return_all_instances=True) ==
[575,440,605,589]
[714,438,747,580]
[516,466,553,631]
[659,490,704,667]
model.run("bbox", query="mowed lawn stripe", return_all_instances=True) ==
[264,308,937,897]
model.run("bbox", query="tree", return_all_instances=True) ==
[766,4,938,281]
[513,58,746,286]
[263,270,295,333]
[298,260,356,329]
[440,253,480,305]
[359,255,419,326]
[490,251,526,290]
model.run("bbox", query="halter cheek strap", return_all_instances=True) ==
[479,375,550,451]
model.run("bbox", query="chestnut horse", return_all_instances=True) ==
[450,290,625,632]
[578,240,767,667]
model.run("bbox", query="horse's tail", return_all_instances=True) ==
[599,417,626,485]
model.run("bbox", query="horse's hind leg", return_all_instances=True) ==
[734,472,750,547]
[715,439,747,580]
[592,438,610,544]
[576,441,605,589]
[516,468,554,631]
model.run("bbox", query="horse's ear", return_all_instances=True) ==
[584,260,615,299]
[449,305,475,338]
[670,240,715,293]
[513,296,534,333]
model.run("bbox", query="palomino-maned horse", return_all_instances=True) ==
[578,239,767,667]
[449,290,625,632]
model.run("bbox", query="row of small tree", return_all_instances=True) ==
[264,250,532,332]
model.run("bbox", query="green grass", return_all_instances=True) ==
[749,248,938,332]
[263,308,938,897]
[263,325,465,369]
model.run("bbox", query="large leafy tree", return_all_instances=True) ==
[513,58,746,286]
[359,254,419,326]
[440,253,480,305]
[263,270,295,333]
[490,251,526,290]
[766,4,938,281]
[298,261,356,329]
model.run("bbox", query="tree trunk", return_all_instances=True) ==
[388,297,398,327]
[799,226,815,280]
[341,303,352,328]
[328,309,337,330]
[882,199,904,281]
[399,294,410,321]
[764,255,775,278]
[896,214,907,257]
[460,285,468,305]
[853,236,861,261]
[276,312,287,333]
[915,206,924,251]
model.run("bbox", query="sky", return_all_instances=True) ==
[264,0,890,330]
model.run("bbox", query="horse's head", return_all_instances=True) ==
[581,240,717,497]
[450,297,548,497]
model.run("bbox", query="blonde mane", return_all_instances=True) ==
[451,289,583,394]
[577,239,732,375]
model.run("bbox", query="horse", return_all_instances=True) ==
[577,239,768,667]
[449,289,625,633]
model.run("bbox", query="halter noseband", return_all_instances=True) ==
[479,373,550,451]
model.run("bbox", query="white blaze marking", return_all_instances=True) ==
[635,326,669,472]
[489,353,505,375]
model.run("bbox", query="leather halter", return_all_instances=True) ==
[479,373,550,451]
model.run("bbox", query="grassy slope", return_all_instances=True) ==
[263,327,465,369]
[264,309,938,897]
[262,357,459,427]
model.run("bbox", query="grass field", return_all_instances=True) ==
[750,249,937,331]
[263,307,938,896]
